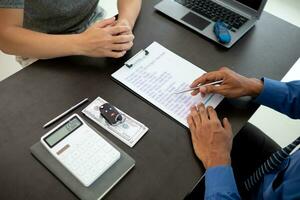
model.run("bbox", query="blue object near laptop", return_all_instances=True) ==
[214,20,231,44]
[155,0,268,48]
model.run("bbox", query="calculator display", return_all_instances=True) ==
[44,116,82,147]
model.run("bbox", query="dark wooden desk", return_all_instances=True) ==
[0,1,299,199]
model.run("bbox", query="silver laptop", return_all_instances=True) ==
[155,0,268,48]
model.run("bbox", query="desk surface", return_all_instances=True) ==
[0,1,299,199]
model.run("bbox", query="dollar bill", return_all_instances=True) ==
[82,97,148,147]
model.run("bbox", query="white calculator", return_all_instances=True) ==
[41,114,121,187]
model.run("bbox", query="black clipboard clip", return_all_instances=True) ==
[125,49,149,68]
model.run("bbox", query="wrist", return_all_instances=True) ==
[246,78,263,97]
[70,33,86,56]
[205,154,231,169]
[118,17,134,29]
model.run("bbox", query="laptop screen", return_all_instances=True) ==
[235,0,263,11]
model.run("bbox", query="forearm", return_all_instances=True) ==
[0,26,81,59]
[117,0,141,28]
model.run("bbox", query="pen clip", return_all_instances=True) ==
[125,49,149,68]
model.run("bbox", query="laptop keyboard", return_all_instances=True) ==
[175,0,249,31]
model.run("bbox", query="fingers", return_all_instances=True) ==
[100,32,134,56]
[111,42,133,51]
[191,87,203,96]
[190,71,225,96]
[223,117,232,131]
[95,17,116,28]
[187,112,199,150]
[105,50,127,58]
[219,66,230,72]
[105,35,134,52]
[187,115,196,133]
[189,122,198,148]
[190,106,201,127]
[191,71,224,88]
[207,106,222,127]
[189,104,210,127]
[190,67,229,96]
[197,104,208,123]
[191,84,223,97]
[207,106,218,120]
[202,84,223,95]
[109,20,118,27]
[190,74,207,89]
[108,25,131,35]
[112,34,135,44]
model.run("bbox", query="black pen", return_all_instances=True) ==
[43,98,89,128]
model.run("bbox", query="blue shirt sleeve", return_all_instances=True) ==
[205,165,241,200]
[254,78,300,119]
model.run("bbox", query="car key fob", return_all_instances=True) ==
[99,103,123,125]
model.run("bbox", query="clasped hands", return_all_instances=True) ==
[78,17,134,58]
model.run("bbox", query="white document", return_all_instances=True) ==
[112,42,223,127]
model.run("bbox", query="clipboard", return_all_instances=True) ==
[125,49,150,68]
[112,42,223,127]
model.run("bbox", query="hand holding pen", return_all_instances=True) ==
[174,80,223,94]
[189,67,264,98]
